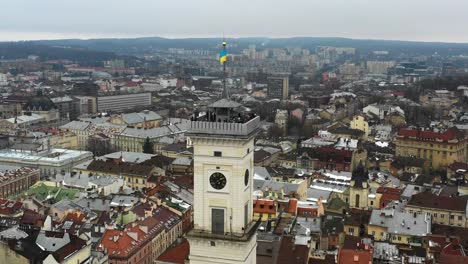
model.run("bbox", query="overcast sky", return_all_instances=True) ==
[1,0,467,43]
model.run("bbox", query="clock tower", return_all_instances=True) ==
[186,99,260,264]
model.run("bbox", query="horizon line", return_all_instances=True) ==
[1,32,468,45]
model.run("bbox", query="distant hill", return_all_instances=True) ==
[0,42,117,65]
[29,37,468,56]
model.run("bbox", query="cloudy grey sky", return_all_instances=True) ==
[1,0,467,42]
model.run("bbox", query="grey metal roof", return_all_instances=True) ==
[307,188,332,203]
[101,152,155,163]
[296,216,322,234]
[75,197,111,212]
[36,231,70,252]
[208,98,242,109]
[254,178,301,194]
[172,157,192,166]
[369,205,431,237]
[0,226,29,240]
[121,111,162,124]
[254,166,271,180]
[60,121,91,131]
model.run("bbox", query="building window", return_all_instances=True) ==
[441,214,445,219]
[450,215,454,220]
[210,241,216,247]
[398,236,401,241]
[370,201,374,206]
[214,151,222,157]
[459,216,463,221]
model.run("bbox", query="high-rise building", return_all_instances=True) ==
[97,92,151,113]
[187,99,260,264]
[267,74,289,100]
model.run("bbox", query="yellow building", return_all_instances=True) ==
[344,209,371,237]
[405,192,468,227]
[274,109,288,134]
[395,127,467,170]
[350,114,369,138]
[49,132,78,150]
[253,199,278,221]
[75,159,159,191]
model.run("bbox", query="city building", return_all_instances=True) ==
[0,103,22,119]
[74,96,97,115]
[51,96,80,121]
[350,114,369,138]
[0,148,93,177]
[267,74,289,100]
[405,192,468,227]
[395,127,468,170]
[0,166,39,198]
[97,92,151,113]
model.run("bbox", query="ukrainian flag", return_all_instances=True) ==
[219,49,227,64]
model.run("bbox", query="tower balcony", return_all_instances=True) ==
[187,218,261,242]
[188,116,260,138]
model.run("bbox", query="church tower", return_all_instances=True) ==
[349,161,370,210]
[186,99,260,263]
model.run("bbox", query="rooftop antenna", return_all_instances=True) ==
[220,35,229,99]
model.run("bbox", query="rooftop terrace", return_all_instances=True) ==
[188,115,260,138]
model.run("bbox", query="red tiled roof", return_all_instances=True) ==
[337,248,373,264]
[146,184,170,197]
[156,238,190,264]
[0,199,23,216]
[398,127,465,141]
[288,199,299,214]
[319,147,353,157]
[62,211,86,223]
[376,187,402,195]
[99,229,136,258]
[253,199,277,215]
[20,209,46,226]
[377,187,402,208]
[125,81,139,87]
[407,192,468,212]
[439,239,468,264]
[52,234,87,262]
[277,236,310,264]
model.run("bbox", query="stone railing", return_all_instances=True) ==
[188,116,260,137]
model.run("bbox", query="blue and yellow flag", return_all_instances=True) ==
[219,49,227,64]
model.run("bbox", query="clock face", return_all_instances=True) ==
[210,172,227,190]
[244,169,249,186]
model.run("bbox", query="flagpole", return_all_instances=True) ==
[222,40,228,99]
